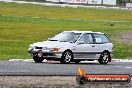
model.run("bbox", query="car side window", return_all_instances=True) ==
[93,34,110,43]
[79,34,94,44]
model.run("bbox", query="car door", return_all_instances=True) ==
[73,33,98,59]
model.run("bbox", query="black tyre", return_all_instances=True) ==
[60,51,73,64]
[33,56,44,63]
[98,51,111,64]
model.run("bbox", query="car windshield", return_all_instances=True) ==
[49,32,81,42]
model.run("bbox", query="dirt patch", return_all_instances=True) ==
[117,31,132,45]
[0,76,131,88]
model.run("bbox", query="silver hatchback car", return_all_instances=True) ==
[28,30,113,64]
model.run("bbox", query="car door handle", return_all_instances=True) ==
[92,45,95,47]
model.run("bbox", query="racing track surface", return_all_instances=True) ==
[0,61,132,76]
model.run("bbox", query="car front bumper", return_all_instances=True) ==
[28,48,62,60]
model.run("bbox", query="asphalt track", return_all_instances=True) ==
[0,60,132,76]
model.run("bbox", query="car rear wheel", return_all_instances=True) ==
[98,51,110,64]
[60,51,73,64]
[33,54,44,63]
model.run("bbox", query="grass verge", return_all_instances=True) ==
[0,2,132,60]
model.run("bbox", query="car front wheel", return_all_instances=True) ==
[60,51,73,64]
[33,55,44,63]
[98,51,110,64]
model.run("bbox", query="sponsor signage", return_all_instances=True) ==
[46,0,59,2]
[103,0,116,5]
[46,0,117,5]
[88,0,102,4]
[76,67,131,85]
[73,0,87,4]
[60,0,73,3]
[126,3,132,8]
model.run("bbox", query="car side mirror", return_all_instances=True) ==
[77,41,84,45]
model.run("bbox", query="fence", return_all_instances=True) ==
[15,0,132,6]
[15,0,117,5]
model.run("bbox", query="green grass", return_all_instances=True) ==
[0,2,132,60]
[0,2,132,21]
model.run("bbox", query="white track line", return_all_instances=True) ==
[112,59,132,62]
[9,59,132,62]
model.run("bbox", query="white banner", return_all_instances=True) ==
[46,0,59,2]
[126,3,132,7]
[88,0,102,4]
[73,0,87,4]
[103,0,116,5]
[60,0,73,3]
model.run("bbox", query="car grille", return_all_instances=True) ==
[35,46,43,49]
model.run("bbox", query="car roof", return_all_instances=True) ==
[64,30,104,34]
